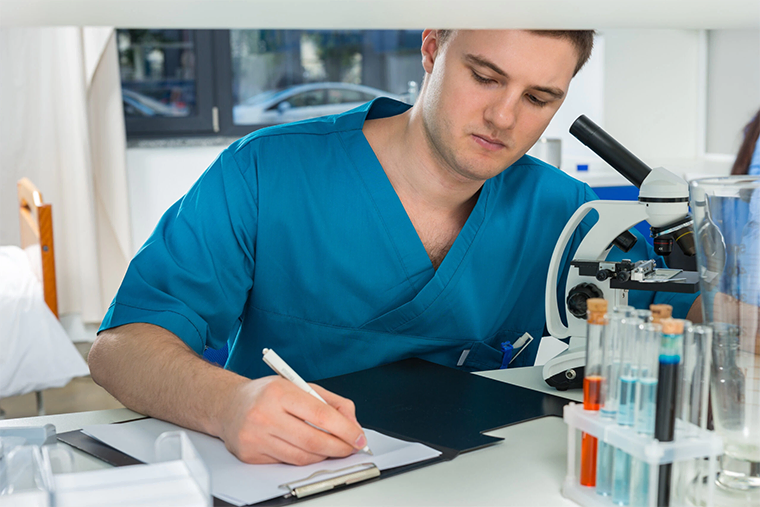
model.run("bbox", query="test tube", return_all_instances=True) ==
[655,318,685,507]
[611,314,644,505]
[672,324,713,504]
[581,298,608,487]
[679,323,712,433]
[636,309,652,323]
[630,321,664,507]
[596,306,633,496]
[0,438,6,494]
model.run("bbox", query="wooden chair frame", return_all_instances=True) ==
[17,177,58,318]
[12,177,59,416]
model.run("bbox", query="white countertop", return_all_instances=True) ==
[0,366,583,506]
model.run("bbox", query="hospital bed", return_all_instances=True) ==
[0,179,89,417]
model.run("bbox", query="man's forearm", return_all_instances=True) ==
[89,322,246,438]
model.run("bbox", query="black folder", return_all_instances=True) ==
[59,358,570,505]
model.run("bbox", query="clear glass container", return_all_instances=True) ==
[690,176,760,502]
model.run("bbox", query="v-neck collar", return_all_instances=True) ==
[339,98,493,321]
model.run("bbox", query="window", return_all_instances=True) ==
[118,30,215,136]
[117,29,423,139]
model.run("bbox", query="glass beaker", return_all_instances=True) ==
[690,176,760,501]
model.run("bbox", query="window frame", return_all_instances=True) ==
[211,30,274,139]
[122,30,218,138]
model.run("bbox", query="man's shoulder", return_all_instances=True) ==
[231,112,362,154]
[497,155,593,201]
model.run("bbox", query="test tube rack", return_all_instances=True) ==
[562,403,723,507]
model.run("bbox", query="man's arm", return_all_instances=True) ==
[686,295,702,323]
[88,323,369,465]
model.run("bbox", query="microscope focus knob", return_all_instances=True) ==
[567,283,604,320]
[596,269,613,282]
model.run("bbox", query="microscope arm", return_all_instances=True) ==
[545,200,650,339]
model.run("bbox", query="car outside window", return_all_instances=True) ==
[327,89,375,104]
[287,90,327,108]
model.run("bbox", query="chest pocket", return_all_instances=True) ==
[457,330,541,372]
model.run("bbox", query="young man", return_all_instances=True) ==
[90,30,698,466]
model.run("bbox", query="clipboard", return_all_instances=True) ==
[59,358,570,505]
[58,427,444,506]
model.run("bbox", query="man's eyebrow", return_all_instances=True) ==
[465,54,507,77]
[532,85,565,100]
[464,53,565,100]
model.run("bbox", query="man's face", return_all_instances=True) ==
[420,30,578,183]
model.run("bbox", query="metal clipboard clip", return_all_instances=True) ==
[279,462,380,498]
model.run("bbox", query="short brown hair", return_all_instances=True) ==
[436,29,595,77]
[731,109,760,175]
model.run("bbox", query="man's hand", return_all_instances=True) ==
[221,376,368,465]
[89,324,368,468]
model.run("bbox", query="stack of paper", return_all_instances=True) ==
[83,419,441,506]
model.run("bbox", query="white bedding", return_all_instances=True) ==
[0,246,89,398]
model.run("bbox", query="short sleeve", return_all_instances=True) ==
[99,143,258,353]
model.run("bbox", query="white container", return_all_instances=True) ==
[562,403,723,507]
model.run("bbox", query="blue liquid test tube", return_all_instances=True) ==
[611,314,643,505]
[596,307,632,497]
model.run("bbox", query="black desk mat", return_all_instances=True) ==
[318,358,569,458]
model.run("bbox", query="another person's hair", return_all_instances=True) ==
[731,109,760,175]
[436,29,596,76]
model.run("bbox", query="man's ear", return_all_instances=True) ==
[421,29,443,75]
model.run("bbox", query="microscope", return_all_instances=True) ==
[543,116,699,390]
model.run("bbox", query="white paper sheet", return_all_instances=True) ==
[83,419,441,506]
[534,335,569,366]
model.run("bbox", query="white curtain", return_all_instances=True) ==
[0,27,132,324]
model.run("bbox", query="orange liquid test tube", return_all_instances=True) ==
[580,375,602,485]
[580,299,607,487]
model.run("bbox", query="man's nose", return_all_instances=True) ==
[484,92,519,131]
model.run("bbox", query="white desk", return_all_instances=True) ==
[0,366,584,506]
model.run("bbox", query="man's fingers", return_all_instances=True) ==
[259,435,328,466]
[280,384,366,452]
[312,384,358,423]
[270,411,356,459]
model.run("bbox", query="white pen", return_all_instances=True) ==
[261,348,373,456]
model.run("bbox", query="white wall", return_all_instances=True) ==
[540,34,605,172]
[604,30,703,164]
[706,29,760,155]
[127,146,221,253]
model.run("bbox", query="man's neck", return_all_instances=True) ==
[364,105,483,216]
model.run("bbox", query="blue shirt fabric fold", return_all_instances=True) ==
[100,98,697,380]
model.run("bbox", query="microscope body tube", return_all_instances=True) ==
[569,115,652,188]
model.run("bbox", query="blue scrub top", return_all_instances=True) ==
[101,98,696,380]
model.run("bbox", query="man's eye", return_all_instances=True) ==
[527,94,548,107]
[471,71,494,85]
